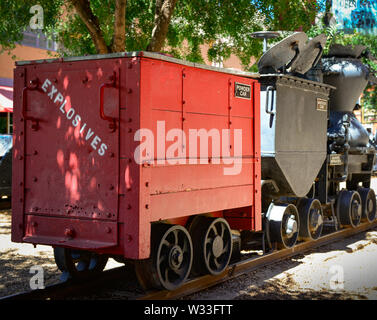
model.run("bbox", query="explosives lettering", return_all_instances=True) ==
[41,78,108,157]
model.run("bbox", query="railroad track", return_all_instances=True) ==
[2,220,376,301]
[0,266,131,301]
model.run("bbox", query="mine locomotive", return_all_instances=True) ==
[11,32,377,291]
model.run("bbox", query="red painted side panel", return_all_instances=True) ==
[253,82,262,231]
[11,67,26,242]
[139,57,261,244]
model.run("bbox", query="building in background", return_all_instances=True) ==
[0,30,58,134]
[332,0,377,34]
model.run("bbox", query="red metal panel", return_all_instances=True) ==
[141,58,182,112]
[229,77,254,118]
[253,81,262,231]
[182,67,228,116]
[183,112,229,162]
[23,64,119,220]
[228,117,253,157]
[150,184,254,221]
[150,162,253,194]
[23,215,117,249]
[150,110,183,162]
[13,59,121,249]
[11,67,26,242]
[119,57,151,259]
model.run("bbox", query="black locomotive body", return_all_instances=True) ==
[257,33,377,251]
[316,45,377,228]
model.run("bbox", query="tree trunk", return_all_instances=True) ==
[112,0,127,52]
[70,0,109,54]
[147,0,178,52]
[323,0,332,27]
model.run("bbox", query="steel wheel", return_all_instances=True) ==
[135,224,193,291]
[358,187,377,223]
[266,203,300,249]
[190,217,232,276]
[297,198,323,241]
[336,190,362,228]
[53,247,108,280]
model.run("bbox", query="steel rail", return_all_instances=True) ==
[140,220,377,300]
[2,221,376,301]
[0,266,127,301]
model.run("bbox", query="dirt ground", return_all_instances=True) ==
[187,227,377,300]
[0,209,123,298]
[1,205,377,299]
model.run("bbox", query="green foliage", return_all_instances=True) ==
[1,0,320,69]
[0,0,63,52]
[307,21,377,111]
[362,85,377,110]
[168,0,265,68]
[256,0,319,32]
[307,21,377,71]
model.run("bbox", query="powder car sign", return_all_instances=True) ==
[234,82,251,100]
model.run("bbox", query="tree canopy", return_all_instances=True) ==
[1,0,320,69]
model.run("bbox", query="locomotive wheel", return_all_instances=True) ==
[189,217,232,276]
[266,203,300,249]
[53,247,108,280]
[336,190,362,228]
[135,224,193,291]
[357,187,377,223]
[297,198,323,241]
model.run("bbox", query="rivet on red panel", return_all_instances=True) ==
[64,228,75,238]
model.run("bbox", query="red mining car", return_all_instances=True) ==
[12,52,261,290]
